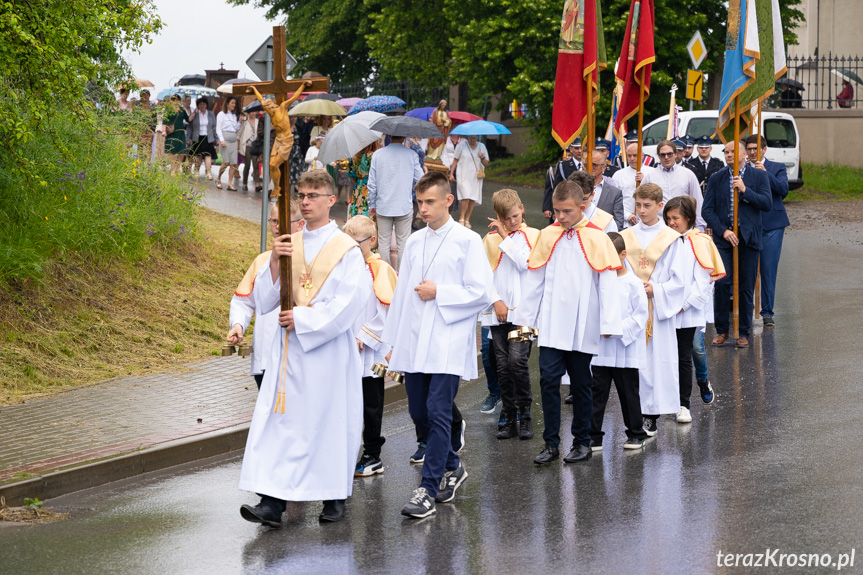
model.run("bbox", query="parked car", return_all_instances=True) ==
[641,110,803,190]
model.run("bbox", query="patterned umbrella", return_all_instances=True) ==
[168,85,218,98]
[347,95,407,115]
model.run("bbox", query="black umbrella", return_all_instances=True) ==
[369,116,444,138]
[243,100,263,114]
[776,77,804,90]
[302,93,342,101]
[178,74,206,86]
[384,106,407,116]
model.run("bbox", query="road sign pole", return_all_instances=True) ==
[259,43,273,253]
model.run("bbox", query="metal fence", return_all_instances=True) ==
[330,81,449,110]
[777,54,861,110]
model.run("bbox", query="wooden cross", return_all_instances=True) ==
[230,26,330,311]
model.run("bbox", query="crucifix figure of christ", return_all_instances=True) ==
[230,26,330,310]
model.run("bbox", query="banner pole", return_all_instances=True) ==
[732,95,741,341]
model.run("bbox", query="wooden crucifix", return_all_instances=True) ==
[230,26,329,310]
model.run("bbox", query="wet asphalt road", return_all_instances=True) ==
[4,202,863,574]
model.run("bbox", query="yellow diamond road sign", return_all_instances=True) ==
[687,31,707,70]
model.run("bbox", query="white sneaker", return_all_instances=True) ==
[676,407,692,424]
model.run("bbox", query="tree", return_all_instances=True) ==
[0,0,162,147]
[228,0,377,84]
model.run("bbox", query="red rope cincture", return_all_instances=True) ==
[687,235,726,281]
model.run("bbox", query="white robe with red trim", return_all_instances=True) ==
[239,222,371,502]
[229,271,280,377]
[481,230,533,327]
[353,266,392,378]
[511,217,622,355]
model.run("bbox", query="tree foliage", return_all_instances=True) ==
[0,0,162,148]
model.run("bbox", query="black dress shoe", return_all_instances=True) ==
[564,393,573,404]
[533,444,559,464]
[240,503,282,528]
[496,420,518,439]
[518,416,534,439]
[563,443,592,463]
[319,499,346,522]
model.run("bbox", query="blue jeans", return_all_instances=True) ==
[538,347,593,449]
[481,326,500,397]
[692,331,708,382]
[759,227,785,317]
[405,373,460,498]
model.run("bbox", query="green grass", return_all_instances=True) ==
[787,163,863,201]
[485,153,548,189]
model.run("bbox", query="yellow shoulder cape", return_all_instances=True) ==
[483,224,541,271]
[589,208,613,231]
[366,253,398,305]
[686,230,726,281]
[291,230,358,307]
[235,251,272,297]
[527,219,622,272]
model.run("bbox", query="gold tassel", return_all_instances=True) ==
[645,299,654,345]
[274,330,290,414]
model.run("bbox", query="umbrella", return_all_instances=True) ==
[347,95,406,115]
[776,77,804,91]
[450,111,482,124]
[336,97,363,111]
[301,93,342,101]
[406,107,435,121]
[156,88,172,100]
[832,68,863,87]
[369,116,444,138]
[217,78,256,95]
[288,99,348,117]
[384,106,406,116]
[169,85,218,98]
[178,74,206,86]
[450,120,511,136]
[243,100,263,114]
[135,78,155,88]
[318,111,385,164]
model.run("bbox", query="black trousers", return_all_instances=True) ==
[590,366,647,442]
[715,243,760,337]
[362,376,386,458]
[538,347,592,449]
[489,324,533,418]
[676,327,696,409]
[253,371,264,390]
[415,402,463,452]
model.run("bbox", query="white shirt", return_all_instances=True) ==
[480,230,532,327]
[216,111,240,141]
[367,143,424,217]
[198,110,209,136]
[642,163,706,230]
[612,165,657,228]
[384,217,492,379]
[305,146,323,171]
[441,138,460,168]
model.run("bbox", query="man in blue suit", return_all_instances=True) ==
[702,141,773,347]
[745,135,789,327]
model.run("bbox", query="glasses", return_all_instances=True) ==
[355,236,372,244]
[745,147,759,152]
[658,152,675,158]
[295,193,333,201]
[269,218,302,224]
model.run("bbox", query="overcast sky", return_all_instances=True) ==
[125,0,280,95]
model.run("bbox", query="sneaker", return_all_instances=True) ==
[763,315,775,327]
[623,437,645,450]
[518,415,534,440]
[589,439,603,452]
[480,394,501,414]
[643,417,657,436]
[355,454,384,477]
[401,487,436,518]
[699,381,715,404]
[435,464,468,503]
[496,420,517,439]
[497,414,507,430]
[455,420,467,453]
[676,407,692,424]
[409,442,426,464]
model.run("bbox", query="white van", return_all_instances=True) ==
[641,110,803,190]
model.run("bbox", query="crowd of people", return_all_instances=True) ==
[223,123,790,526]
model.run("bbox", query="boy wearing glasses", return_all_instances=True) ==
[239,170,371,526]
[228,199,305,389]
[343,215,398,478]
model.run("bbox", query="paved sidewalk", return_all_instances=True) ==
[0,357,257,482]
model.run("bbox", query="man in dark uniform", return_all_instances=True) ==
[595,137,620,177]
[683,137,695,160]
[685,136,724,193]
[543,138,583,222]
[673,138,687,165]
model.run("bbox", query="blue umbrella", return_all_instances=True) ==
[450,120,511,136]
[347,95,407,115]
[405,107,435,121]
[156,89,172,101]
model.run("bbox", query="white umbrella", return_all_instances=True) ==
[318,111,385,164]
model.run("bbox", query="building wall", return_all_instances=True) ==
[785,109,863,168]
[790,0,863,57]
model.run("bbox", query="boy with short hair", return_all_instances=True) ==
[481,189,540,440]
[511,173,623,465]
[343,215,398,477]
[384,171,492,518]
[589,232,649,450]
[619,183,687,436]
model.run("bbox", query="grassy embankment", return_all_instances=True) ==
[485,154,863,202]
[0,110,259,405]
